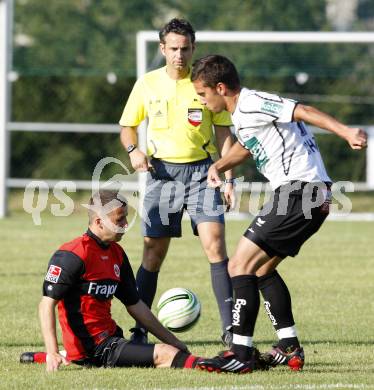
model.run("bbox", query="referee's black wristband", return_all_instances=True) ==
[224,178,236,184]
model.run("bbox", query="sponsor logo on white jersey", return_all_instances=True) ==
[261,100,283,116]
[244,137,269,170]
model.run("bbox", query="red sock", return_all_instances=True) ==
[34,352,47,363]
[171,351,200,369]
[183,354,199,369]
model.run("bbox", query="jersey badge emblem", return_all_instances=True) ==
[45,265,62,283]
[114,264,120,278]
[188,108,203,127]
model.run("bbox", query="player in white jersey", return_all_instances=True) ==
[231,89,331,190]
[191,54,367,372]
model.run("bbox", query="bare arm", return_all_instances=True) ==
[214,141,251,174]
[214,125,236,209]
[126,300,188,352]
[214,125,234,179]
[39,296,69,372]
[294,104,367,150]
[120,125,138,148]
[120,126,151,171]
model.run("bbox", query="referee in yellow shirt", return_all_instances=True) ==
[120,18,235,346]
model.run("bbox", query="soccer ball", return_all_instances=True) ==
[157,288,201,332]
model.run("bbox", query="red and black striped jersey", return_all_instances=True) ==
[42,229,139,361]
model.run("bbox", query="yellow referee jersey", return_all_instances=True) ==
[119,66,232,163]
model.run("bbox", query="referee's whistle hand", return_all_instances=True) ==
[147,163,155,172]
[130,150,150,172]
[207,165,222,188]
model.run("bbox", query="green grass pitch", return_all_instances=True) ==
[0,211,373,389]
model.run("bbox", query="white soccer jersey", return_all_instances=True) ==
[233,88,331,190]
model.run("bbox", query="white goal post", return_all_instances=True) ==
[0,0,13,219]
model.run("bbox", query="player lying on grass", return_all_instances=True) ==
[20,190,266,373]
[191,54,368,371]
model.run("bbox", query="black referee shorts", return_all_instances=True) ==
[244,181,331,258]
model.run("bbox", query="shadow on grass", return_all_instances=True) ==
[187,339,275,346]
[188,339,374,347]
[306,367,374,373]
[4,339,373,350]
[306,361,373,372]
[1,342,45,348]
[303,340,374,346]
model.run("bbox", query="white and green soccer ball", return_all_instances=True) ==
[157,288,201,332]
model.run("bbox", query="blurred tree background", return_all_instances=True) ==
[10,0,374,182]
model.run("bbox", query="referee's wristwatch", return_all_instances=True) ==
[224,178,236,185]
[126,144,137,154]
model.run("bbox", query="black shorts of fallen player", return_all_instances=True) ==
[73,327,155,368]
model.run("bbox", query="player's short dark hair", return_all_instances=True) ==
[191,55,240,90]
[159,18,195,44]
[88,190,127,224]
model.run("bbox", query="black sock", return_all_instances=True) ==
[231,275,259,361]
[277,337,300,351]
[135,265,159,329]
[210,259,233,331]
[258,270,300,350]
